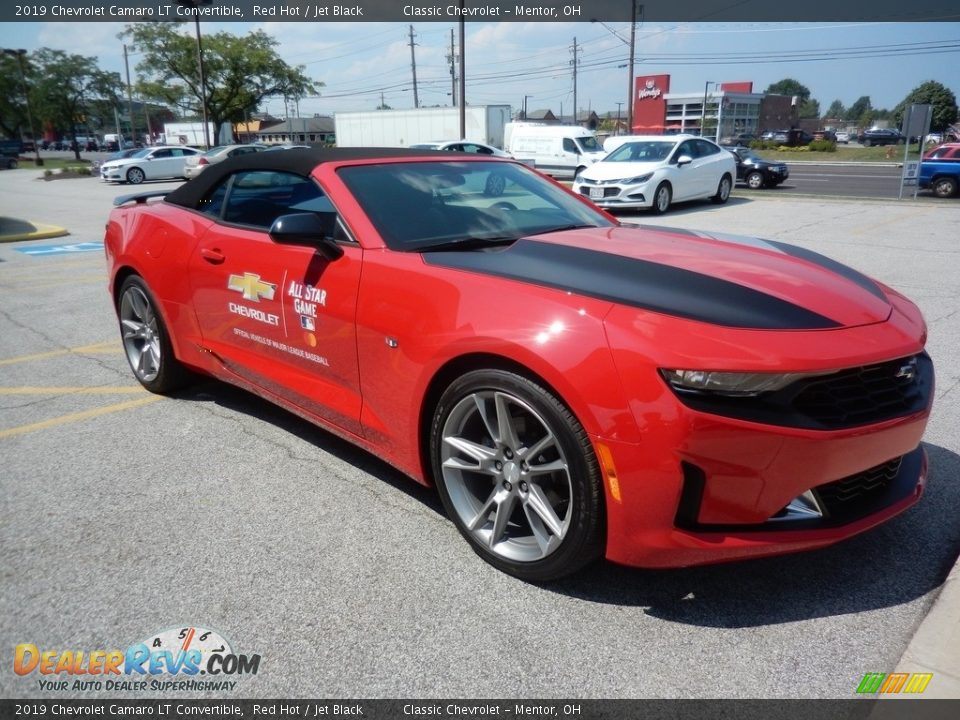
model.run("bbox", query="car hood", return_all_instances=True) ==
[580,161,663,181]
[423,225,892,330]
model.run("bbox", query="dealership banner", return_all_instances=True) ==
[2,0,956,23]
[2,700,960,719]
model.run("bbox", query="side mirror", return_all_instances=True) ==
[676,155,693,167]
[269,212,344,261]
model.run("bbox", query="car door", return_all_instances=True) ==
[693,139,727,196]
[145,148,176,179]
[187,169,364,435]
[670,140,703,200]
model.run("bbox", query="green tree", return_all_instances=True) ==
[122,24,319,146]
[0,51,33,140]
[31,49,120,160]
[825,99,846,119]
[764,78,812,101]
[892,80,958,132]
[845,96,873,126]
[799,98,820,119]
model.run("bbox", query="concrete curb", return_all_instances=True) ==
[890,553,960,698]
[0,218,70,243]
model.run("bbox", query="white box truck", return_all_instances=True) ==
[160,122,216,147]
[334,106,511,149]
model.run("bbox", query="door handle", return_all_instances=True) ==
[200,247,225,264]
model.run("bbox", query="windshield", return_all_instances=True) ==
[606,142,675,162]
[337,161,614,251]
[577,136,602,152]
[204,146,229,156]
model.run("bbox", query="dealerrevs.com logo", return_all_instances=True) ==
[14,625,261,692]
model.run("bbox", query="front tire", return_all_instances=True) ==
[430,369,604,582]
[126,167,145,185]
[746,171,764,190]
[711,174,732,203]
[117,276,188,394]
[932,177,958,198]
[651,182,672,214]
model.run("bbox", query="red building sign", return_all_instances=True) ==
[632,74,671,133]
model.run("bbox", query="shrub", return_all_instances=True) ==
[808,140,837,152]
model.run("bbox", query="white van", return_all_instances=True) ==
[505,124,607,179]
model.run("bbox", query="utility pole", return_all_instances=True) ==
[448,29,456,107]
[615,102,623,134]
[123,44,136,144]
[523,95,532,120]
[570,37,581,126]
[458,4,465,139]
[627,3,641,134]
[408,25,420,109]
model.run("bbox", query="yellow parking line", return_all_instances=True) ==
[0,341,118,366]
[0,395,163,439]
[0,386,146,395]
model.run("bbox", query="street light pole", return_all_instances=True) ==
[615,102,623,134]
[3,48,42,166]
[701,81,715,138]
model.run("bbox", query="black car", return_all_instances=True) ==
[728,147,789,189]
[858,128,903,147]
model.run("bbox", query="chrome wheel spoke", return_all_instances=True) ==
[524,483,564,538]
[467,487,500,531]
[489,491,518,547]
[122,319,144,339]
[525,458,566,477]
[494,392,520,449]
[444,435,497,463]
[523,432,555,461]
[443,455,496,475]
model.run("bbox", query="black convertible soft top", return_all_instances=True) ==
[164,146,454,210]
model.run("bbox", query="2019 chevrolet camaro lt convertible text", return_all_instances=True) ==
[105,148,934,581]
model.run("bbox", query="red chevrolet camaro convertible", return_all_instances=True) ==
[104,148,934,581]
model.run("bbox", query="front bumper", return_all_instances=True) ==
[573,179,653,209]
[100,167,124,182]
[598,406,929,568]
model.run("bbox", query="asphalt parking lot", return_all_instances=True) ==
[1,168,959,700]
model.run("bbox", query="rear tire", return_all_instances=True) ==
[711,174,732,204]
[117,276,189,394]
[430,369,604,582]
[933,177,958,198]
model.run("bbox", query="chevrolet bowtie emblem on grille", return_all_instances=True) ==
[895,360,917,381]
[227,273,276,302]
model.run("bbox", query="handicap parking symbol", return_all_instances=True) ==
[16,242,104,256]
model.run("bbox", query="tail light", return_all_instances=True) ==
[197,157,209,166]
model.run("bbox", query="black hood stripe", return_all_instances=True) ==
[766,240,888,301]
[424,239,840,330]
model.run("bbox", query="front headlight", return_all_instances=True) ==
[621,172,654,185]
[660,368,832,397]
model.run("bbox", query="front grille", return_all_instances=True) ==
[813,457,903,522]
[667,353,932,430]
[791,356,926,427]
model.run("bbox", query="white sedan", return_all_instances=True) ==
[409,140,513,158]
[183,144,266,179]
[100,146,201,185]
[573,135,736,214]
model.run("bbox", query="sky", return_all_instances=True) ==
[1,19,958,120]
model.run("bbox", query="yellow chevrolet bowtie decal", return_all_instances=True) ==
[227,273,276,302]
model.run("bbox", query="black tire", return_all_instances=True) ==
[932,177,958,199]
[430,369,604,582]
[746,171,765,190]
[863,139,872,148]
[711,174,733,204]
[117,275,189,394]
[651,182,672,214]
[484,173,506,196]
[126,167,145,185]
